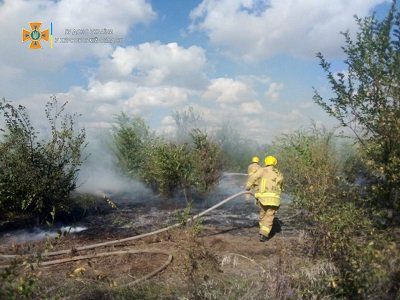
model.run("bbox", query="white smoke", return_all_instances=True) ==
[0,226,87,244]
[76,128,152,198]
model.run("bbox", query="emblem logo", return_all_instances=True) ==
[22,22,49,49]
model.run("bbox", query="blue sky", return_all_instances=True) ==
[0,0,395,142]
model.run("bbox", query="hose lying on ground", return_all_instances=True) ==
[2,188,301,295]
[0,191,251,260]
[222,172,247,177]
[0,190,252,292]
[40,249,173,288]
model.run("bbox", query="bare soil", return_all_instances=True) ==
[0,179,307,299]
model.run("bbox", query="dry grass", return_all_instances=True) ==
[1,219,341,299]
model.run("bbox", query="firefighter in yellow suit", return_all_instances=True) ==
[246,156,261,202]
[246,156,283,242]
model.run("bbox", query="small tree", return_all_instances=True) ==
[190,129,223,194]
[313,2,400,212]
[112,112,224,199]
[0,97,86,222]
[274,128,400,297]
[112,113,152,179]
[146,142,193,198]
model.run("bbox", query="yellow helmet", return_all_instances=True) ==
[264,156,277,166]
[251,156,260,163]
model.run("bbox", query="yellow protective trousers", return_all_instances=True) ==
[259,204,278,237]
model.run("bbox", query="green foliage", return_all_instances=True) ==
[112,112,223,198]
[190,129,223,194]
[0,261,38,299]
[173,109,262,172]
[172,203,204,236]
[274,127,342,214]
[308,6,400,296]
[274,128,400,298]
[0,97,86,222]
[112,113,152,179]
[314,2,400,212]
[147,142,193,197]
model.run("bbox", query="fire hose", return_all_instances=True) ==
[0,190,254,291]
[0,191,251,260]
[222,172,247,177]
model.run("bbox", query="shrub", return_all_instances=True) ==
[112,113,223,199]
[274,128,400,298]
[274,127,343,215]
[0,260,39,299]
[173,108,261,172]
[146,142,193,198]
[0,97,86,222]
[314,2,400,215]
[308,5,400,296]
[112,113,152,179]
[190,129,223,194]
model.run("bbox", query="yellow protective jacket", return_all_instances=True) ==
[247,163,260,177]
[247,163,261,188]
[246,166,283,207]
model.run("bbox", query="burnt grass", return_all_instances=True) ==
[0,178,313,299]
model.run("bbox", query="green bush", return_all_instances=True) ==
[314,2,400,215]
[190,129,223,194]
[112,114,223,199]
[303,5,400,296]
[274,128,399,298]
[173,108,261,172]
[0,97,86,223]
[274,128,344,215]
[146,142,193,197]
[112,113,152,179]
[0,261,38,299]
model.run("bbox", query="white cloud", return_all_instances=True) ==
[85,80,137,101]
[124,86,191,111]
[0,1,347,152]
[202,78,254,105]
[49,84,191,127]
[0,65,24,79]
[0,0,155,71]
[5,33,332,144]
[14,41,207,129]
[12,41,206,126]
[240,101,263,114]
[158,115,177,135]
[97,42,208,89]
[0,0,156,99]
[189,102,309,140]
[161,115,176,126]
[269,109,304,122]
[190,0,387,61]
[266,82,284,102]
